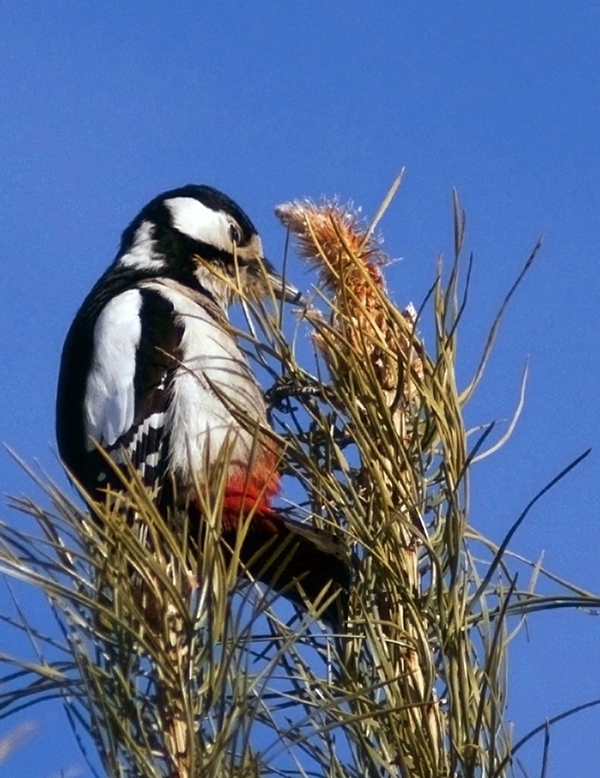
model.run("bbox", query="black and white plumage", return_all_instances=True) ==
[56,184,351,624]
[57,186,287,496]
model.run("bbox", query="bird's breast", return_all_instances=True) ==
[142,281,270,491]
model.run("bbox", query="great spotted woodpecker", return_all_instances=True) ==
[56,185,350,624]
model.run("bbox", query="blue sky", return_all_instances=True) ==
[1,2,599,775]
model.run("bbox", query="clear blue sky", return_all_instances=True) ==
[1,3,599,775]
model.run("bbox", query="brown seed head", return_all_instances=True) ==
[275,199,386,293]
[276,198,423,401]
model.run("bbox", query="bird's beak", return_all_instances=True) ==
[261,258,305,305]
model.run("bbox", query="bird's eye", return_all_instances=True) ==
[229,224,243,245]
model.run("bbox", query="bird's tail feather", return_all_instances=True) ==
[222,510,351,629]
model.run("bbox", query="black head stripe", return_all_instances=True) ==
[120,184,258,255]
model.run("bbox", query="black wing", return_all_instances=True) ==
[57,285,181,498]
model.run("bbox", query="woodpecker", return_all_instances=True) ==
[56,185,350,625]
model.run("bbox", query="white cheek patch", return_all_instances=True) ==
[117,221,168,273]
[165,197,232,251]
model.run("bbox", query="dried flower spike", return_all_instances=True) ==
[275,199,386,292]
[275,198,424,396]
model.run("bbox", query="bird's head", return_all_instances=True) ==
[115,184,301,307]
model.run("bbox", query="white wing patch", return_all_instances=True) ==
[84,289,143,448]
[164,197,233,252]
